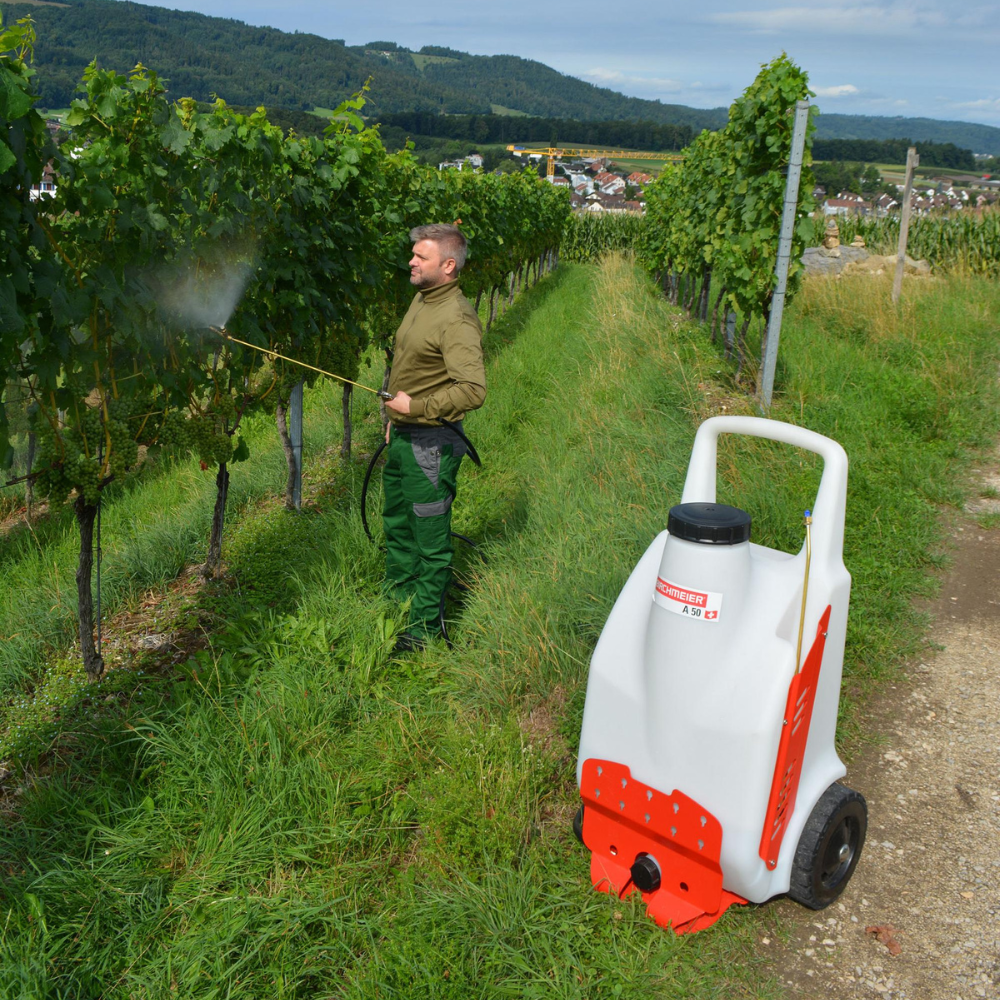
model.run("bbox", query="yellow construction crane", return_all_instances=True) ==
[506,144,683,178]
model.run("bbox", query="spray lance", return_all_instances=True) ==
[210,325,395,401]
[209,325,481,541]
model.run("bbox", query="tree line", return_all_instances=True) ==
[812,138,975,171]
[375,112,694,152]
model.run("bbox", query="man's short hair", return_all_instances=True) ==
[410,223,468,272]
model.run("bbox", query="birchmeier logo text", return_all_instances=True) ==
[655,579,707,607]
[653,577,723,622]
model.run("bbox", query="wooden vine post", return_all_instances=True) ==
[892,147,919,305]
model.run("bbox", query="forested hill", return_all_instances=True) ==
[0,0,729,127]
[814,114,1000,157]
[3,0,1000,153]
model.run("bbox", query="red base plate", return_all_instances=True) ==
[581,759,747,934]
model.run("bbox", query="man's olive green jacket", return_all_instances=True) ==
[387,279,486,426]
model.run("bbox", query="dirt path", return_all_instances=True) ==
[771,456,1000,998]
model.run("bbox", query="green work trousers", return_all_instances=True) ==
[383,423,465,638]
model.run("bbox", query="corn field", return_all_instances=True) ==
[834,207,1000,277]
[561,211,646,263]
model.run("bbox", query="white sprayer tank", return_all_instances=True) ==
[577,416,852,910]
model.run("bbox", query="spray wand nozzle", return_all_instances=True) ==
[794,509,814,674]
[209,325,394,400]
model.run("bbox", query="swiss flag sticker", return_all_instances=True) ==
[705,610,718,620]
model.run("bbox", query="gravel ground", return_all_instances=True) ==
[771,455,1000,998]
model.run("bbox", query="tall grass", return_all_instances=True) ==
[0,385,352,694]
[0,263,774,998]
[1,259,999,997]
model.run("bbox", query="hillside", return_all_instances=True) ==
[3,0,1000,153]
[0,0,729,127]
[813,113,1000,157]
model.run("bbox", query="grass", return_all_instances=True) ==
[1,258,999,997]
[0,390,351,696]
[411,54,461,71]
[489,104,530,117]
[739,271,1000,714]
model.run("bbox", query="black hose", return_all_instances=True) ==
[360,439,387,542]
[361,421,481,544]
[438,418,482,467]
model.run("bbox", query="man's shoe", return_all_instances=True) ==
[392,631,427,655]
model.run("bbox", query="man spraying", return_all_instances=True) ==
[383,224,487,653]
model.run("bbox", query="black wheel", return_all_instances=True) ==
[572,805,585,845]
[788,783,867,909]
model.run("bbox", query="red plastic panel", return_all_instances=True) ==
[758,605,832,869]
[580,759,746,933]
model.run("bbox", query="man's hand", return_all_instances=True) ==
[385,390,412,416]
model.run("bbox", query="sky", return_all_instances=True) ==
[130,0,1000,129]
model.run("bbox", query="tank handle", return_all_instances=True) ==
[680,416,848,565]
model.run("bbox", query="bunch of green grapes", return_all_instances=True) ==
[32,433,77,505]
[321,332,362,385]
[188,413,234,467]
[33,428,103,505]
[155,409,192,453]
[106,417,139,479]
[106,395,138,422]
[205,388,238,424]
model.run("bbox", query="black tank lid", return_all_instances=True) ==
[668,502,751,545]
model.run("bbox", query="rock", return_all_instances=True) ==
[801,244,870,276]
[841,253,931,277]
[136,633,171,651]
[801,245,931,279]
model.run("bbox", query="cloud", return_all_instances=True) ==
[812,84,860,98]
[582,67,684,92]
[707,3,995,38]
[952,97,1000,112]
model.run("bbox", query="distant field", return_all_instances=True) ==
[411,53,459,71]
[489,104,529,117]
[511,140,679,175]
[812,160,991,185]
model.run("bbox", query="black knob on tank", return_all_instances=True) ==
[630,853,662,893]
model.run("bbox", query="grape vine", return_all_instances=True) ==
[640,54,816,387]
[1,25,569,677]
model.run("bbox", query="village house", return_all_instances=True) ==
[584,191,642,214]
[436,153,486,172]
[627,171,653,190]
[29,162,57,201]
[873,193,897,217]
[594,170,626,195]
[822,197,869,217]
